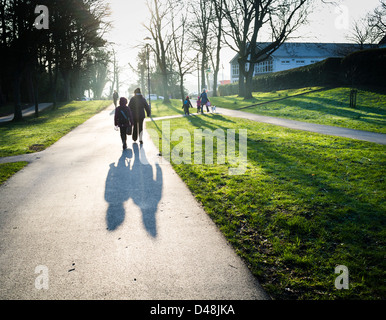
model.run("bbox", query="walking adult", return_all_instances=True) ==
[128,88,151,144]
[113,90,119,107]
[200,89,209,113]
[114,97,133,150]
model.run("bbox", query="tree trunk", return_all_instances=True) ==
[211,0,223,97]
[62,70,71,101]
[12,71,23,122]
[0,81,5,106]
[201,54,206,90]
[238,60,246,98]
[52,62,59,109]
[162,72,170,103]
[179,73,185,102]
[244,63,254,99]
[212,72,218,97]
[33,69,39,118]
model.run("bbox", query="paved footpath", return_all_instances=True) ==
[0,104,268,300]
[146,108,385,145]
[216,108,386,145]
[0,103,53,123]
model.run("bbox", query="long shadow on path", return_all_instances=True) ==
[104,143,163,237]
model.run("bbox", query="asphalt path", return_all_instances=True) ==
[0,103,53,123]
[216,108,386,145]
[0,104,268,300]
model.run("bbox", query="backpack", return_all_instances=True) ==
[118,107,130,126]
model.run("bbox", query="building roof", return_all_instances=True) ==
[230,42,375,63]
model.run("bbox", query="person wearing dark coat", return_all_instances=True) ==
[200,89,209,113]
[113,90,119,107]
[128,88,151,144]
[114,97,134,150]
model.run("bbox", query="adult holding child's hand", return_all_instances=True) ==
[128,88,151,144]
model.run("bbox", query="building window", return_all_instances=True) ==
[254,60,273,74]
[281,60,290,64]
[296,60,305,64]
[232,64,239,77]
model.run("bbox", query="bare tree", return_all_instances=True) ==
[221,0,256,97]
[346,1,385,49]
[368,0,386,43]
[144,0,173,103]
[188,0,214,92]
[210,0,225,97]
[222,0,313,99]
[347,17,377,49]
[128,45,152,98]
[87,48,110,99]
[169,1,196,101]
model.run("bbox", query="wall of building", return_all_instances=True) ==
[274,58,324,73]
[230,57,326,83]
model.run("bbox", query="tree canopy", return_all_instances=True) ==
[0,0,110,120]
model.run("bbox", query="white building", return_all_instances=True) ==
[230,42,373,83]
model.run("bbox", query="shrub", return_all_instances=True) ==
[219,48,386,95]
[341,48,386,86]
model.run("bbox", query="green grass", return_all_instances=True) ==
[149,99,185,118]
[147,114,386,300]
[211,87,386,133]
[0,100,111,157]
[0,162,28,185]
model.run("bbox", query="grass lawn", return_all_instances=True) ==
[0,100,111,157]
[0,162,28,185]
[210,87,386,133]
[147,114,386,300]
[149,99,185,118]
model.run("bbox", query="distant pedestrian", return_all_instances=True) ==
[113,90,119,107]
[200,89,209,113]
[128,88,151,144]
[182,96,193,115]
[114,97,133,150]
[196,96,201,113]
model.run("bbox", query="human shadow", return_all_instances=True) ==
[104,143,163,237]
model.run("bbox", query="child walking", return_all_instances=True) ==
[183,96,193,115]
[114,97,133,150]
[196,96,201,113]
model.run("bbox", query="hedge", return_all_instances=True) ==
[219,48,386,95]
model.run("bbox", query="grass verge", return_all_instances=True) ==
[149,99,185,118]
[210,87,386,133]
[0,162,28,185]
[147,114,386,300]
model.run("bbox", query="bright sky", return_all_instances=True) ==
[105,0,382,95]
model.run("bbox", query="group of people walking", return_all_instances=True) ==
[183,89,216,116]
[113,87,216,150]
[114,88,151,150]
